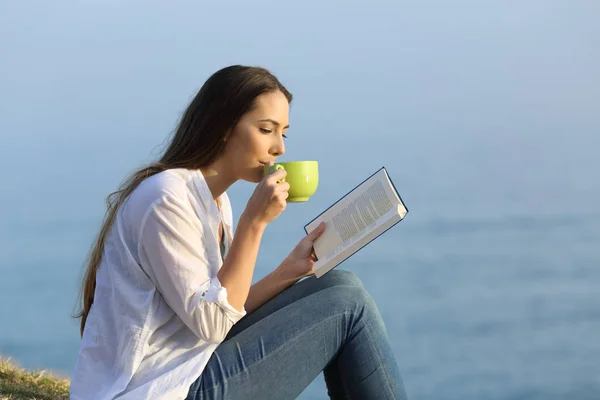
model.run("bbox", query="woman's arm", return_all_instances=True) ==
[243,265,300,314]
[217,215,267,311]
[139,194,246,344]
[217,168,289,311]
[242,222,327,314]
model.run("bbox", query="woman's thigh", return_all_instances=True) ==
[186,271,367,400]
[225,269,364,341]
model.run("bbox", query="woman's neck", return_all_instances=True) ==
[199,163,236,201]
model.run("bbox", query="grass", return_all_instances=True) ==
[0,357,69,400]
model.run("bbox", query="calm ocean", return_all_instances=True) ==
[1,161,599,399]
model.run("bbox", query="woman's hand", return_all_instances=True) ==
[242,163,290,227]
[278,222,327,280]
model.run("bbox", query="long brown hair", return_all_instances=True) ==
[74,65,292,336]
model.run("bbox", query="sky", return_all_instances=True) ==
[1,0,599,258]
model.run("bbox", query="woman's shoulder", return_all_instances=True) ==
[122,168,195,222]
[135,168,193,200]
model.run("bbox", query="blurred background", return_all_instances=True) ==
[1,1,599,399]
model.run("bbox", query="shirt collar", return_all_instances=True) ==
[189,169,232,229]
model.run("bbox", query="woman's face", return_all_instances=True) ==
[221,90,290,183]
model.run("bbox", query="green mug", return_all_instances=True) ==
[263,161,319,202]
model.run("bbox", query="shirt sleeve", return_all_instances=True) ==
[137,194,246,344]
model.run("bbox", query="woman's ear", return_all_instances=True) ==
[223,128,234,143]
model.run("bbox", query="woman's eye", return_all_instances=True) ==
[259,127,286,138]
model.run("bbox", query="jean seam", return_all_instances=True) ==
[197,311,352,396]
[362,318,396,398]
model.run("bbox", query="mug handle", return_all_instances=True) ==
[273,164,286,183]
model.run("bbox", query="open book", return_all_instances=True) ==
[304,167,408,278]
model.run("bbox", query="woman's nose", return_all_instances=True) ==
[271,136,285,157]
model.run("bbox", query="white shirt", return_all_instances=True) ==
[70,168,246,400]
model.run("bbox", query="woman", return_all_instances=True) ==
[71,65,408,400]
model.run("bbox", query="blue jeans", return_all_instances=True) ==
[186,270,408,399]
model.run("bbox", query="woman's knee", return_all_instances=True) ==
[318,269,364,289]
[320,281,379,316]
[309,276,388,335]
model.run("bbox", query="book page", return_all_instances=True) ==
[313,205,404,277]
[306,168,401,260]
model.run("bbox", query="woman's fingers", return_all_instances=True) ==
[278,181,291,193]
[265,168,287,185]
